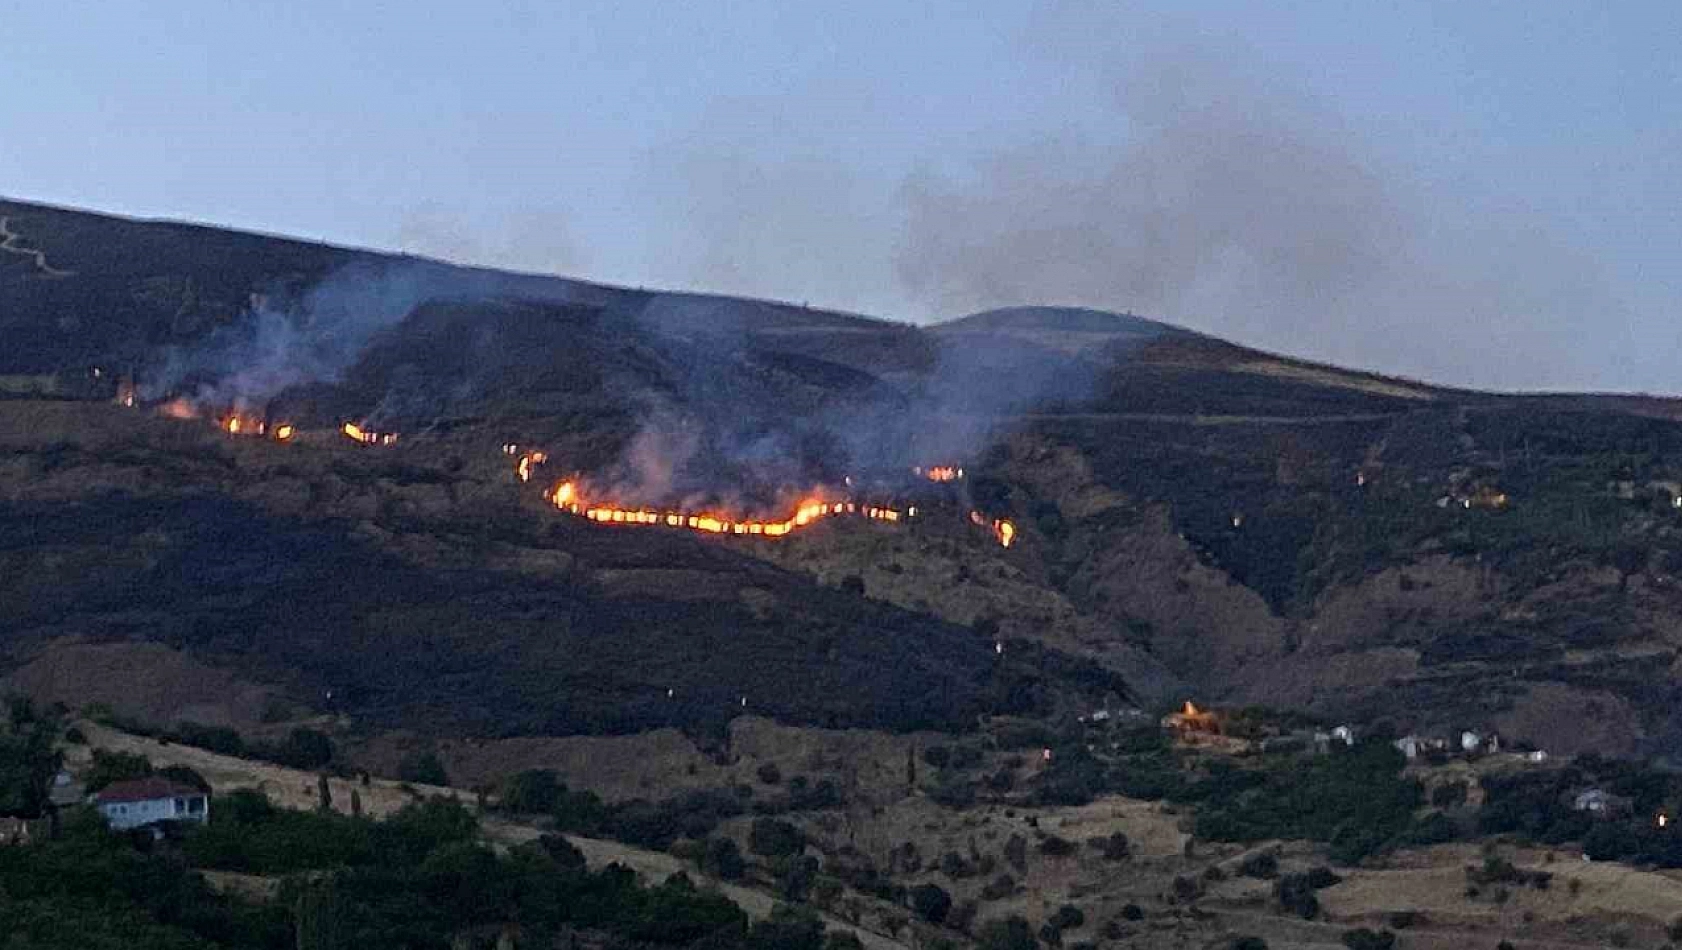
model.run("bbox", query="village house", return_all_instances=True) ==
[1161,701,1222,736]
[93,777,210,832]
[1161,701,1251,751]
[1572,788,1631,817]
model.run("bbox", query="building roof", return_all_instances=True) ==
[93,777,204,804]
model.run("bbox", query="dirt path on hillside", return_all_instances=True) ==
[0,216,72,277]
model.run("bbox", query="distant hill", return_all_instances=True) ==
[6,196,1682,763]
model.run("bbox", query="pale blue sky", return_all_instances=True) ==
[2,1,1677,391]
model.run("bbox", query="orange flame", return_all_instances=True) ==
[515,450,547,483]
[218,412,269,437]
[273,424,295,442]
[342,422,398,446]
[546,481,904,540]
[918,465,964,482]
[969,511,1016,548]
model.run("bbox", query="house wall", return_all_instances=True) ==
[98,795,209,831]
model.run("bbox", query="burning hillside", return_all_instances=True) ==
[533,457,1014,547]
[546,479,904,538]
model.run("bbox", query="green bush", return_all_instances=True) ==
[911,883,953,923]
[1341,928,1395,950]
[397,750,449,786]
[750,817,806,858]
[81,749,152,793]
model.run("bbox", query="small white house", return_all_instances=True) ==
[1331,725,1356,746]
[93,777,209,832]
[1573,788,1614,814]
[1394,735,1422,760]
[1461,730,1483,753]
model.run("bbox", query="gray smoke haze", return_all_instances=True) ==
[891,41,1630,390]
[145,260,533,409]
[628,30,1632,391]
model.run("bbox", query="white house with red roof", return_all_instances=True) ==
[92,777,209,831]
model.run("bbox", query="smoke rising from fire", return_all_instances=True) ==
[890,39,1628,390]
[143,260,587,412]
[630,29,1629,391]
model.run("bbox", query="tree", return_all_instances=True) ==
[317,774,333,812]
[911,883,953,924]
[704,836,747,880]
[278,728,334,769]
[350,789,363,818]
[157,765,210,792]
[1004,833,1027,872]
[294,875,346,950]
[840,575,865,597]
[977,915,1037,950]
[750,904,827,950]
[501,769,563,814]
[398,750,449,786]
[80,749,151,794]
[750,817,805,858]
[1341,929,1396,950]
[757,762,783,785]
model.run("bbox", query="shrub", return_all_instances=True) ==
[1431,782,1468,809]
[1088,832,1131,861]
[1050,904,1085,929]
[757,762,784,785]
[704,836,746,880]
[1004,834,1027,872]
[397,750,449,786]
[1038,835,1077,857]
[500,769,563,814]
[978,915,1037,950]
[911,883,953,924]
[1232,938,1268,950]
[82,749,152,792]
[923,746,952,769]
[1275,874,1321,919]
[1304,866,1342,889]
[1239,851,1279,879]
[980,874,1016,901]
[1120,904,1145,921]
[1341,928,1395,950]
[750,817,806,858]
[1387,911,1421,929]
[157,765,211,792]
[272,728,334,769]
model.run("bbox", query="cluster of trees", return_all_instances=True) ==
[1190,739,1422,863]
[87,711,337,772]
[1479,756,1682,867]
[2,787,871,950]
[0,697,62,817]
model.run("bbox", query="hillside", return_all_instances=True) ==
[4,196,1682,767]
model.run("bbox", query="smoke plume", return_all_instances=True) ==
[890,39,1628,390]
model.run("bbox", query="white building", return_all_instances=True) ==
[93,777,210,832]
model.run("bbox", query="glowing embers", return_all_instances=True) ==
[915,465,964,482]
[342,422,398,446]
[517,451,547,483]
[969,510,1016,548]
[546,481,905,540]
